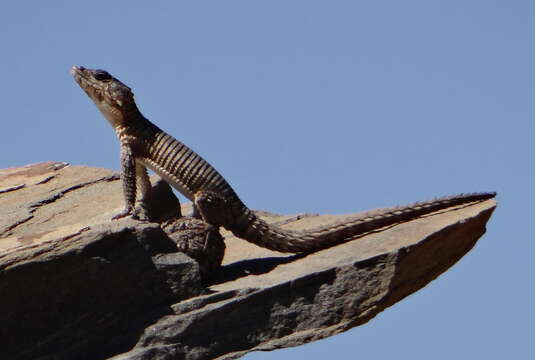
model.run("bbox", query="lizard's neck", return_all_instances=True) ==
[111,102,152,136]
[118,102,145,125]
[111,107,157,150]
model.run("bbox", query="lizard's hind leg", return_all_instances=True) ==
[194,190,236,229]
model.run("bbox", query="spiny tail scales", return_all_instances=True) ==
[195,191,496,253]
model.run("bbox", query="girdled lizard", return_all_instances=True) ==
[71,66,495,253]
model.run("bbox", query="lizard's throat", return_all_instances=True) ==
[98,102,142,129]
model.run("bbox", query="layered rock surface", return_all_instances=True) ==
[0,162,496,360]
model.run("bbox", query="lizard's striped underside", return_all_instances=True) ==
[71,66,496,253]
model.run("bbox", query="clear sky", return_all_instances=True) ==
[1,1,533,359]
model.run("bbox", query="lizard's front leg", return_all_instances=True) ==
[113,143,137,219]
[135,163,152,220]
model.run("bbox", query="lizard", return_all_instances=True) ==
[71,66,496,253]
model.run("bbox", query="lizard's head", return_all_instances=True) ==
[71,66,135,128]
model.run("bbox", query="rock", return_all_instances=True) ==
[0,218,206,360]
[0,162,497,360]
[142,178,183,222]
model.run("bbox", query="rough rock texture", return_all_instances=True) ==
[0,162,497,360]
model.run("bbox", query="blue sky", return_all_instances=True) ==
[1,1,533,359]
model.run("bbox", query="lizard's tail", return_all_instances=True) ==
[231,192,496,253]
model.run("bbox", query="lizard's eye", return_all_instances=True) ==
[94,70,112,81]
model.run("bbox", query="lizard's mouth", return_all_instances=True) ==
[71,66,104,91]
[71,65,85,73]
[71,66,106,104]
[71,66,88,82]
[71,66,86,85]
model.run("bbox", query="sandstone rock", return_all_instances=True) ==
[0,162,496,360]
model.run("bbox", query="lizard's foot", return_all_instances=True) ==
[194,190,234,227]
[112,206,138,220]
[162,216,225,281]
[134,202,151,221]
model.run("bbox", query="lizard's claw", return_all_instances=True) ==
[133,205,150,221]
[112,206,138,220]
[111,205,152,221]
